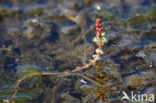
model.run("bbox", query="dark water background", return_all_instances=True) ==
[0,0,156,103]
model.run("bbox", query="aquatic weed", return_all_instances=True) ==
[6,18,109,103]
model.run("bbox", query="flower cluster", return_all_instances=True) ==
[93,18,108,59]
[96,19,104,37]
[93,19,107,46]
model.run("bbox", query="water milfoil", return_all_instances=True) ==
[93,18,107,60]
[7,19,108,103]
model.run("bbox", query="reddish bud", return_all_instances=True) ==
[96,28,99,31]
[99,23,102,27]
[96,18,102,23]
[101,27,104,30]
[96,24,99,27]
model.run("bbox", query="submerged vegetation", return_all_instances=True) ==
[0,0,156,103]
[6,18,109,103]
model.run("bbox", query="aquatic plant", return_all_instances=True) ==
[6,18,108,103]
[80,61,113,102]
[28,7,43,17]
[0,7,14,21]
[0,46,12,52]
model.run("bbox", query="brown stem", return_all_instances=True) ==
[97,31,102,57]
[10,76,26,103]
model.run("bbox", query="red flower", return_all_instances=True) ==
[96,18,104,37]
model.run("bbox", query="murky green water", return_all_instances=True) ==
[0,0,156,103]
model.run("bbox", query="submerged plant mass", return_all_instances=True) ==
[0,0,156,103]
[3,18,110,103]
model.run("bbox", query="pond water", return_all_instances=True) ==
[0,0,156,103]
